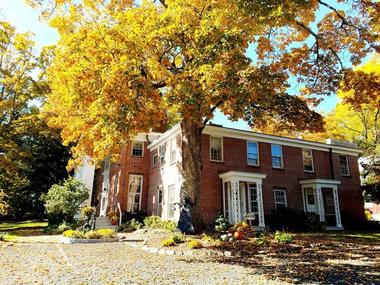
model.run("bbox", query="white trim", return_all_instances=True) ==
[302,148,315,173]
[271,144,284,169]
[339,154,351,176]
[219,171,267,182]
[274,189,287,208]
[127,174,143,212]
[299,179,341,185]
[210,136,224,162]
[147,124,181,149]
[247,141,260,166]
[203,125,361,156]
[131,141,144,157]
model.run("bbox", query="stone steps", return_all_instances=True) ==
[95,217,118,230]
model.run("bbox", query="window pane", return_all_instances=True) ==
[272,157,282,168]
[303,149,313,171]
[271,144,282,157]
[132,142,143,156]
[247,142,259,165]
[210,137,222,161]
[339,155,350,175]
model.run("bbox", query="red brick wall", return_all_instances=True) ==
[104,142,152,214]
[200,134,364,224]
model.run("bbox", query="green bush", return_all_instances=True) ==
[62,229,84,239]
[188,239,202,249]
[171,234,185,244]
[143,216,176,232]
[118,218,143,232]
[274,231,294,244]
[55,222,73,234]
[161,238,176,247]
[0,232,6,241]
[41,177,89,225]
[214,214,230,232]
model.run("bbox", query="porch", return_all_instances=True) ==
[299,179,343,230]
[219,171,267,229]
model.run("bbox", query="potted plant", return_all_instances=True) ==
[110,215,119,225]
[107,209,116,218]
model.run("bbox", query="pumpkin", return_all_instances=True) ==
[234,231,244,240]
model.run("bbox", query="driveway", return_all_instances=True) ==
[0,242,285,285]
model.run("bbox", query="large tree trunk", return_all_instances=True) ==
[179,120,204,231]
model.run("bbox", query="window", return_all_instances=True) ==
[170,138,176,164]
[339,155,350,176]
[274,189,287,209]
[159,144,166,167]
[302,149,314,172]
[271,144,283,168]
[247,141,259,166]
[131,141,143,157]
[127,175,143,212]
[210,136,223,161]
[152,152,158,168]
[168,185,175,219]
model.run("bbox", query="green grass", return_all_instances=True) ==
[0,220,48,231]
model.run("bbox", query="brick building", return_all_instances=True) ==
[92,123,364,230]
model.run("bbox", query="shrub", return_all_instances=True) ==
[130,218,143,230]
[0,232,6,241]
[171,234,185,244]
[56,222,73,233]
[214,214,230,232]
[266,208,324,232]
[41,177,89,225]
[144,216,176,232]
[0,190,9,216]
[82,205,95,217]
[161,238,176,247]
[274,231,294,244]
[62,230,84,239]
[122,210,147,223]
[188,239,202,249]
[85,230,102,239]
[96,229,116,238]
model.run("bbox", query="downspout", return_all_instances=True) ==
[329,148,335,179]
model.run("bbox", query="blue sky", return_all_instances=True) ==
[0,0,341,131]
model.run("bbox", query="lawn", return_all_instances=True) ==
[0,220,47,231]
[0,220,48,242]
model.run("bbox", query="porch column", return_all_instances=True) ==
[257,182,265,227]
[333,187,342,228]
[316,186,325,222]
[230,179,240,224]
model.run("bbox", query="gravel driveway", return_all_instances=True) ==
[0,242,286,285]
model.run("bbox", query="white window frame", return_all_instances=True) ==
[210,136,223,162]
[274,189,287,209]
[271,144,284,169]
[247,141,260,166]
[152,152,158,168]
[170,137,176,165]
[159,143,166,167]
[127,174,143,212]
[339,154,350,176]
[131,141,144,157]
[302,148,314,173]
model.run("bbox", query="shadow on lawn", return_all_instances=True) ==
[184,235,380,285]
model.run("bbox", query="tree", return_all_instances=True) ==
[0,190,9,216]
[0,21,70,218]
[326,55,380,202]
[41,177,89,224]
[30,0,378,228]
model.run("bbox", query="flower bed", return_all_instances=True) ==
[60,229,118,244]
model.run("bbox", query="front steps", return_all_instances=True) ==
[95,216,118,230]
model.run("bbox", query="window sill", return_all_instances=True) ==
[304,170,315,174]
[210,160,224,163]
[341,174,351,178]
[272,167,285,170]
[247,164,260,167]
[131,155,144,158]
